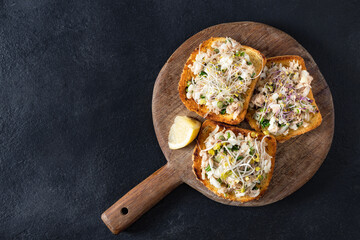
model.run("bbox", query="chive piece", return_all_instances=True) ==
[200,95,206,99]
[185,88,188,93]
[214,48,219,53]
[251,72,255,78]
[217,101,224,108]
[217,178,222,183]
[237,156,244,161]
[199,71,207,77]
[227,132,230,139]
[260,119,270,128]
[220,109,226,114]
[231,145,239,151]
[247,61,252,65]
[205,165,211,172]
[240,51,245,57]
[249,147,255,155]
[238,76,243,80]
[229,98,234,103]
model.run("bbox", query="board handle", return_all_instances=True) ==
[101,163,182,234]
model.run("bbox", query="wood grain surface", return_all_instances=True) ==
[101,164,182,234]
[102,21,334,234]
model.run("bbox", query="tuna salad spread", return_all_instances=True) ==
[185,37,257,119]
[199,125,272,198]
[249,60,319,136]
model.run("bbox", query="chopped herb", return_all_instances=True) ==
[251,72,255,78]
[227,132,231,139]
[200,95,206,99]
[252,186,258,190]
[260,119,270,128]
[238,76,243,80]
[185,88,188,93]
[220,109,226,114]
[258,175,264,181]
[237,156,244,161]
[217,101,224,108]
[217,178,222,184]
[240,51,245,57]
[199,71,207,77]
[246,61,252,65]
[235,51,241,56]
[249,147,255,155]
[214,48,219,53]
[205,165,211,172]
[229,97,234,103]
[231,145,239,151]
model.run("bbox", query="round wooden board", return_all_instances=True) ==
[152,22,334,206]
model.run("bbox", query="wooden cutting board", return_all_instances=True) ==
[101,22,334,234]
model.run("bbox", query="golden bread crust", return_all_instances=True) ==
[179,37,266,125]
[192,120,277,202]
[246,55,322,143]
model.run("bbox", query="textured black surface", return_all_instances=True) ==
[0,0,359,239]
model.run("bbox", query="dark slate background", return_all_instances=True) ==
[0,0,359,239]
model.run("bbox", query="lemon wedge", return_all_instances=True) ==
[168,116,201,149]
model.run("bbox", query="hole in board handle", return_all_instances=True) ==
[121,207,128,215]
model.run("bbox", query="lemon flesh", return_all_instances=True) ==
[168,116,201,150]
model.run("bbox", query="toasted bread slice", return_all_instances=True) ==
[246,55,322,143]
[192,120,276,202]
[179,37,266,125]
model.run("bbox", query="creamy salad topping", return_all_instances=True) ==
[200,125,272,198]
[186,37,257,119]
[249,60,319,136]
